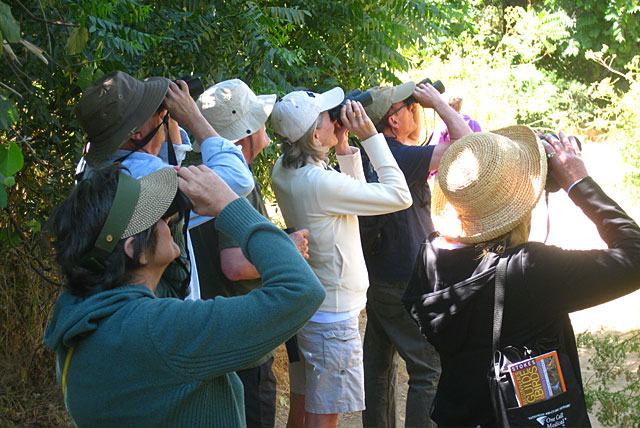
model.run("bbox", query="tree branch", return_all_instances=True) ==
[9,128,47,165]
[11,0,79,27]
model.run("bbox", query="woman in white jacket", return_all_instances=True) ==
[270,88,412,428]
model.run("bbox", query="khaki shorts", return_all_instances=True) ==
[288,315,365,414]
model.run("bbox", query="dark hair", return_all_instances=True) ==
[375,115,391,134]
[50,164,158,297]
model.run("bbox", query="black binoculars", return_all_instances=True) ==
[328,89,374,125]
[405,78,445,105]
[175,75,204,99]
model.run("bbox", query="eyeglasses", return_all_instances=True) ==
[387,101,411,117]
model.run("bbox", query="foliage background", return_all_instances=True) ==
[0,0,638,426]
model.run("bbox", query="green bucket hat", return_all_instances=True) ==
[86,167,178,264]
[363,81,416,125]
[76,71,169,166]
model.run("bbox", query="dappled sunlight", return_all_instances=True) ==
[445,148,480,189]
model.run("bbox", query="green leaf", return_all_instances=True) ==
[0,184,5,208]
[3,175,14,187]
[66,26,88,55]
[0,225,20,244]
[0,1,20,43]
[0,142,23,177]
[77,66,95,90]
[28,219,41,233]
[0,97,17,129]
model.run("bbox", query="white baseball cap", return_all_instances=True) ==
[197,79,276,142]
[271,88,344,142]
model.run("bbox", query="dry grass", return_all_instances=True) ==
[0,248,73,427]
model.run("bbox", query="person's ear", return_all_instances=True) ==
[130,130,144,142]
[388,114,400,130]
[123,237,148,265]
[313,128,322,146]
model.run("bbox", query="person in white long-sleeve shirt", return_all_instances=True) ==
[270,88,412,428]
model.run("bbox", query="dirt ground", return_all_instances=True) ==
[272,141,640,428]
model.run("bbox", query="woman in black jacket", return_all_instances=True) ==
[403,126,640,427]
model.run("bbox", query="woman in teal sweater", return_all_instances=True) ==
[43,164,325,427]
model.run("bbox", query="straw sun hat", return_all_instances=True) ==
[432,125,547,244]
[89,167,178,262]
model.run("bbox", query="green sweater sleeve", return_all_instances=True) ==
[146,198,325,379]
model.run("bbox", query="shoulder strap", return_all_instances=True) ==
[62,346,74,399]
[492,256,508,355]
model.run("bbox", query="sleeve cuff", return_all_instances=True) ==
[336,146,360,161]
[567,176,589,195]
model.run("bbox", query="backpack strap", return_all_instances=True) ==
[492,256,508,355]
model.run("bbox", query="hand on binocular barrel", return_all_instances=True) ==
[164,81,219,142]
[340,100,377,141]
[413,83,444,109]
[177,165,239,217]
[541,131,588,192]
[164,81,197,122]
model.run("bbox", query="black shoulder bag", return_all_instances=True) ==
[488,257,591,427]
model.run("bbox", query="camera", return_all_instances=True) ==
[544,132,582,193]
[328,89,373,125]
[175,75,204,99]
[405,78,445,105]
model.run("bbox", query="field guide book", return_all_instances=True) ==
[508,350,567,407]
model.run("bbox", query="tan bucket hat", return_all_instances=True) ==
[431,125,547,244]
[197,79,276,143]
[363,81,416,125]
[76,71,169,166]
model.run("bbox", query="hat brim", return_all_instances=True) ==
[85,77,169,166]
[318,87,345,112]
[432,125,547,244]
[391,81,416,103]
[122,167,178,238]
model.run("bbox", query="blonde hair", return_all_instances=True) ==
[278,115,326,169]
[474,212,532,258]
[447,90,464,112]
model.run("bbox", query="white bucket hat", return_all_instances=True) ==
[197,79,276,143]
[271,88,345,142]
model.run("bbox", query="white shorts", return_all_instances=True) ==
[288,315,365,414]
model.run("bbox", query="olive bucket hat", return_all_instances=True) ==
[76,71,169,166]
[431,125,547,244]
[85,167,179,266]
